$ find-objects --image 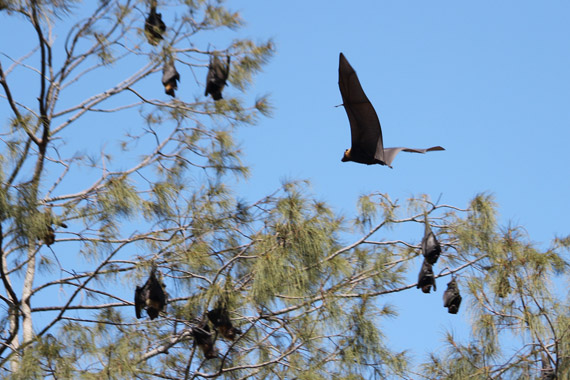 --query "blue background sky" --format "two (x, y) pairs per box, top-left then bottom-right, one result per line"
(1, 0), (569, 371)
